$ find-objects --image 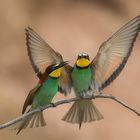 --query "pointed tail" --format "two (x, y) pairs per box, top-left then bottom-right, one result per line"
(16, 111), (46, 134)
(62, 100), (103, 128)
